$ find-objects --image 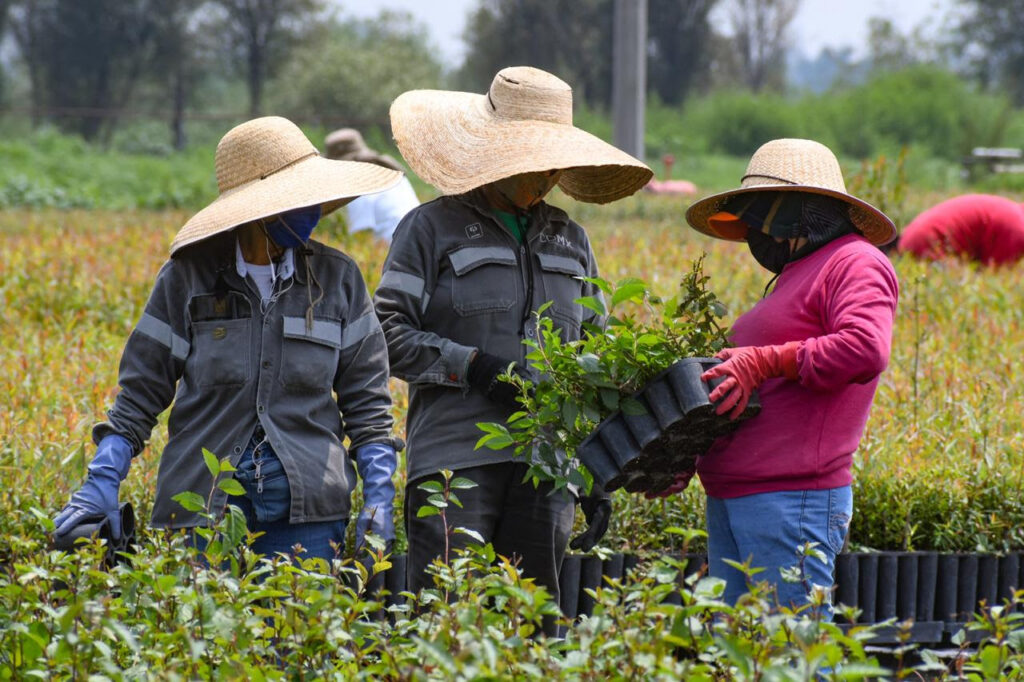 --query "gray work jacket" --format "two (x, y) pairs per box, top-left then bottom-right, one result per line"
(95, 233), (397, 528)
(373, 191), (602, 482)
